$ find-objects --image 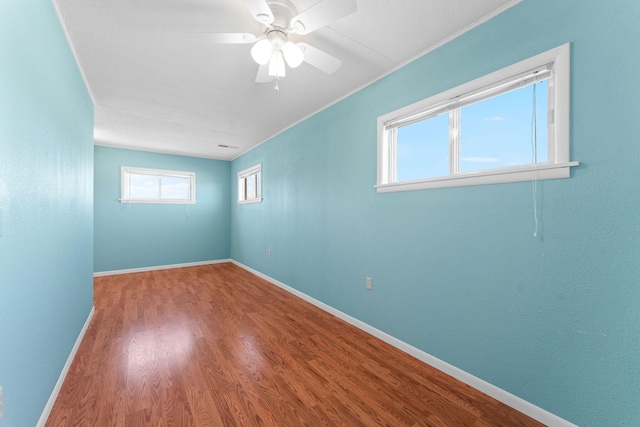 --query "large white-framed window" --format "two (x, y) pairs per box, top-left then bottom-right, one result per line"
(120, 166), (196, 204)
(376, 43), (578, 193)
(238, 163), (262, 204)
